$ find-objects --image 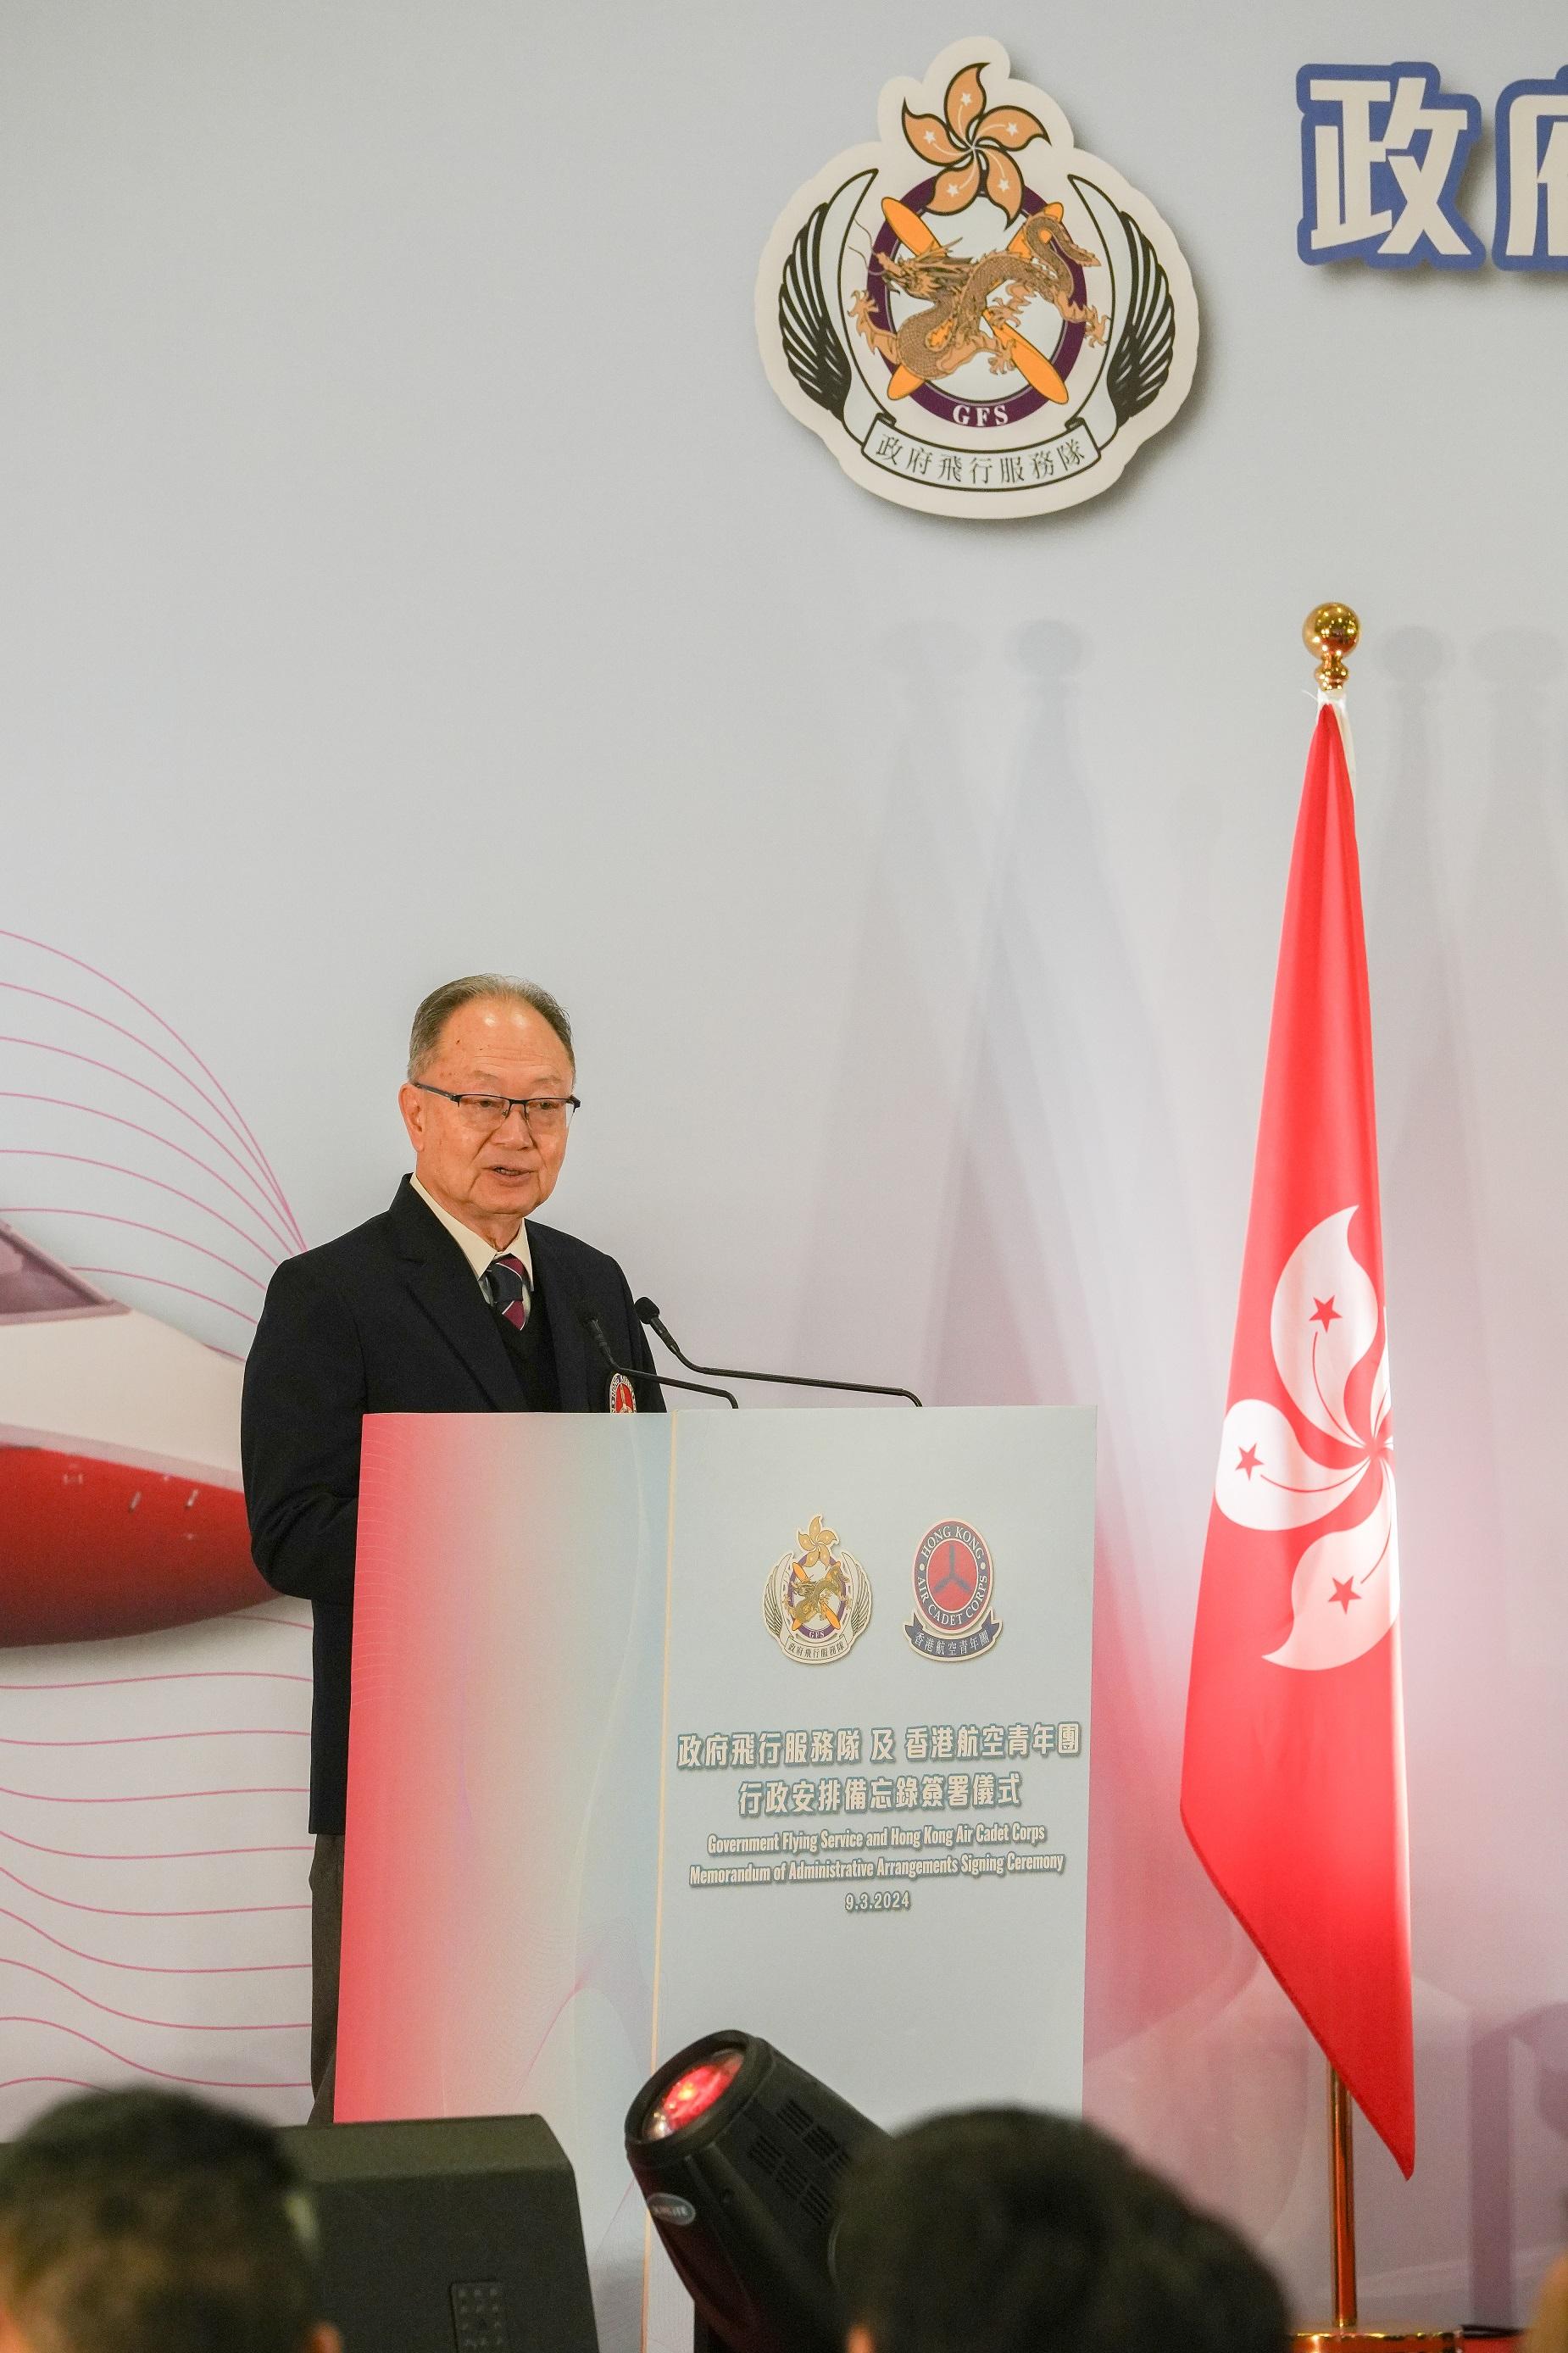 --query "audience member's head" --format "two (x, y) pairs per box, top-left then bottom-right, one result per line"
(834, 2106), (1287, 2353)
(0, 2089), (340, 2353)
